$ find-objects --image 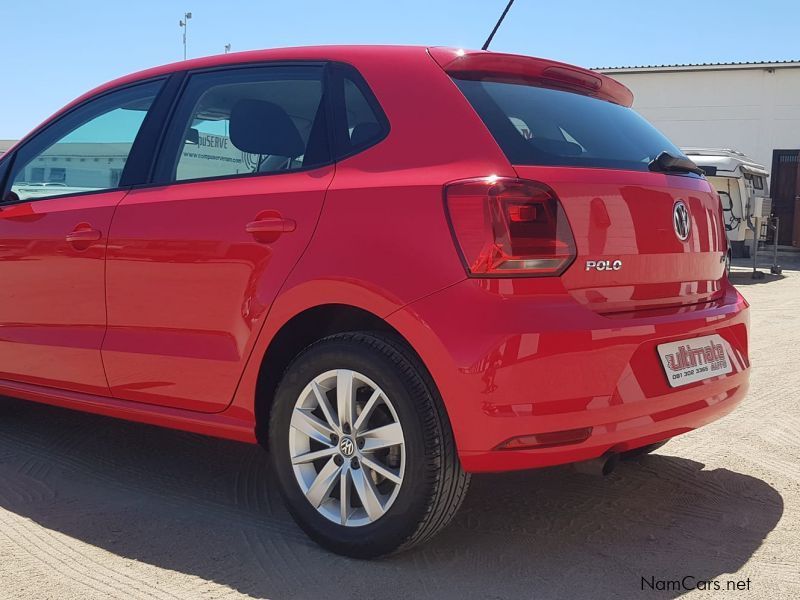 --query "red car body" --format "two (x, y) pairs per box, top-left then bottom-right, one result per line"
(0, 46), (749, 474)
